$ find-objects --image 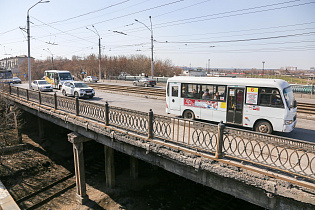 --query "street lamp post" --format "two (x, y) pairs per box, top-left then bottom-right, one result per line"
(262, 61), (265, 77)
(86, 25), (102, 81)
(135, 16), (154, 79)
(43, 48), (54, 69)
(27, 0), (50, 89)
